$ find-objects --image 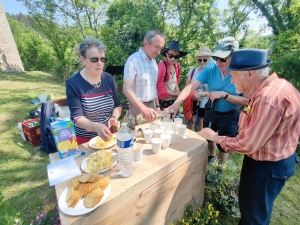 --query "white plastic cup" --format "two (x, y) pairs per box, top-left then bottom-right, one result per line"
(177, 124), (187, 138)
(50, 93), (54, 100)
(174, 118), (183, 125)
(169, 122), (177, 133)
(160, 133), (171, 149)
(151, 137), (162, 154)
(149, 123), (159, 130)
(143, 129), (153, 144)
(165, 129), (175, 144)
(154, 128), (164, 138)
(134, 143), (144, 161)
